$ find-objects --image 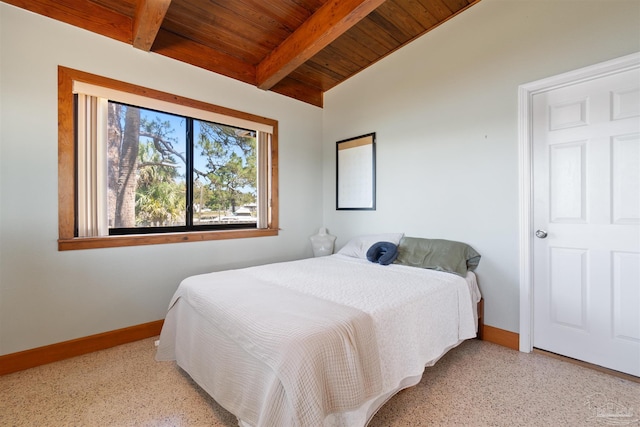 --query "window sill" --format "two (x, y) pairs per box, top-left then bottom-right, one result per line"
(58, 228), (279, 251)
